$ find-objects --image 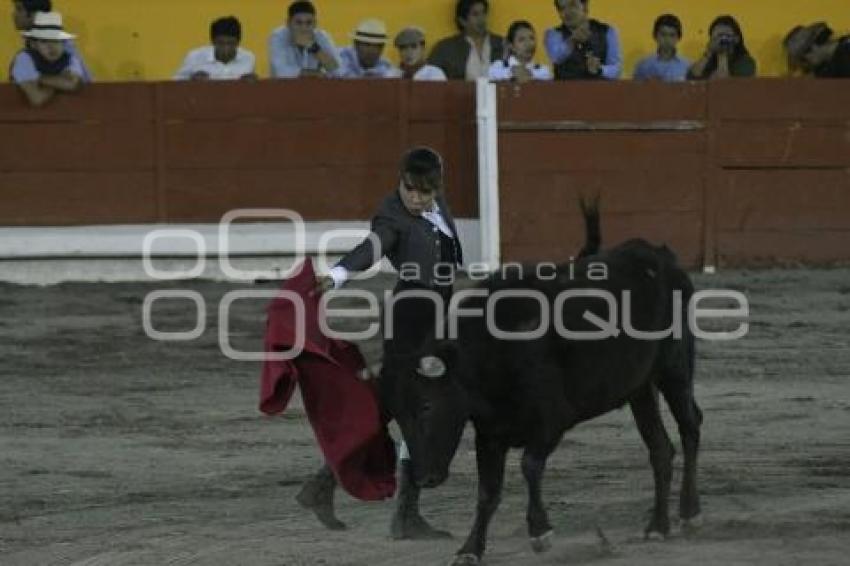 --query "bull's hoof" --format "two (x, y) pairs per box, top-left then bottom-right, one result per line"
(681, 513), (703, 535)
(450, 553), (480, 566)
(530, 530), (554, 553)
